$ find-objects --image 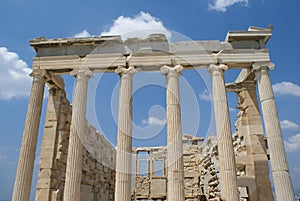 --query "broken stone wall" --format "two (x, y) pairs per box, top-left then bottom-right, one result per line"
(35, 87), (116, 201)
(132, 123), (272, 201)
(183, 135), (220, 201)
(132, 147), (167, 200)
(132, 135), (221, 201)
(233, 80), (274, 201)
